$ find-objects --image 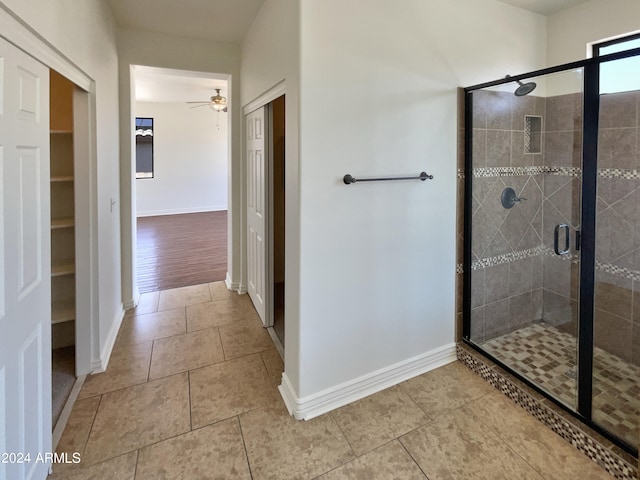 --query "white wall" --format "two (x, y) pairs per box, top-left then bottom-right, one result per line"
(293, 0), (546, 399)
(547, 0), (640, 65)
(118, 29), (242, 306)
(135, 102), (228, 217)
(244, 0), (546, 407)
(241, 0), (302, 390)
(0, 0), (122, 368)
